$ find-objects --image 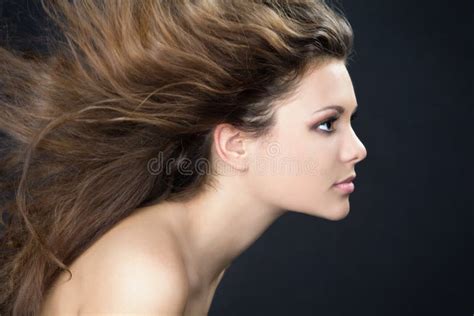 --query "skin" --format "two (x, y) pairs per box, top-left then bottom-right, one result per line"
(40, 58), (367, 315)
